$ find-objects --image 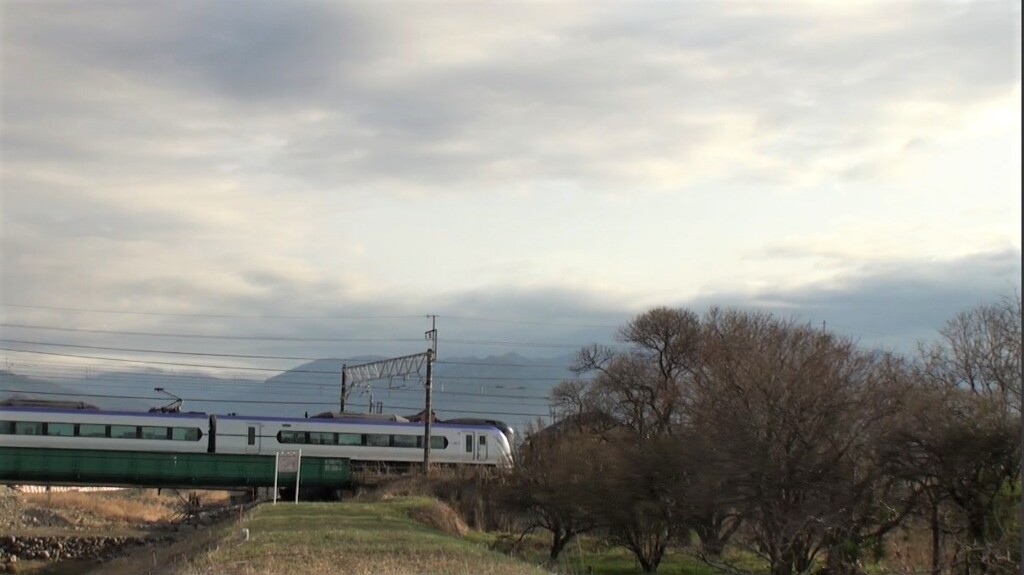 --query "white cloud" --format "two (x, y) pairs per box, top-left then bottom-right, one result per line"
(1, 1), (1019, 358)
